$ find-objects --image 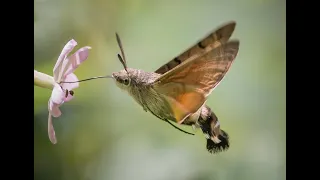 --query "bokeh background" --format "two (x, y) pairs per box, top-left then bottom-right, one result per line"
(34, 0), (286, 179)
